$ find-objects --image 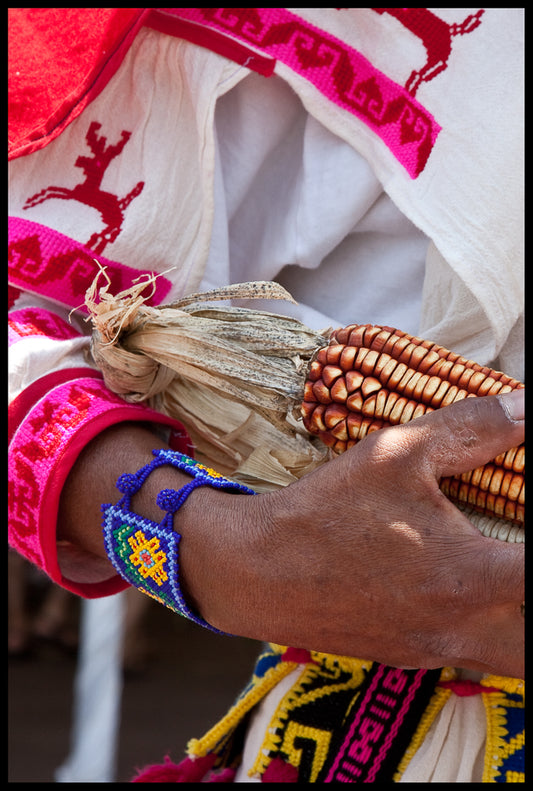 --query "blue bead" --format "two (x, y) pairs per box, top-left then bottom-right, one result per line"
(116, 472), (140, 494)
(156, 488), (182, 513)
